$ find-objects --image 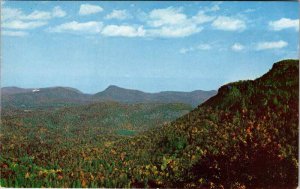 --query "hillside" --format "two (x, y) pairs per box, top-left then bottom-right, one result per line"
(92, 59), (298, 188)
(0, 59), (298, 188)
(0, 101), (192, 187)
(128, 59), (298, 188)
